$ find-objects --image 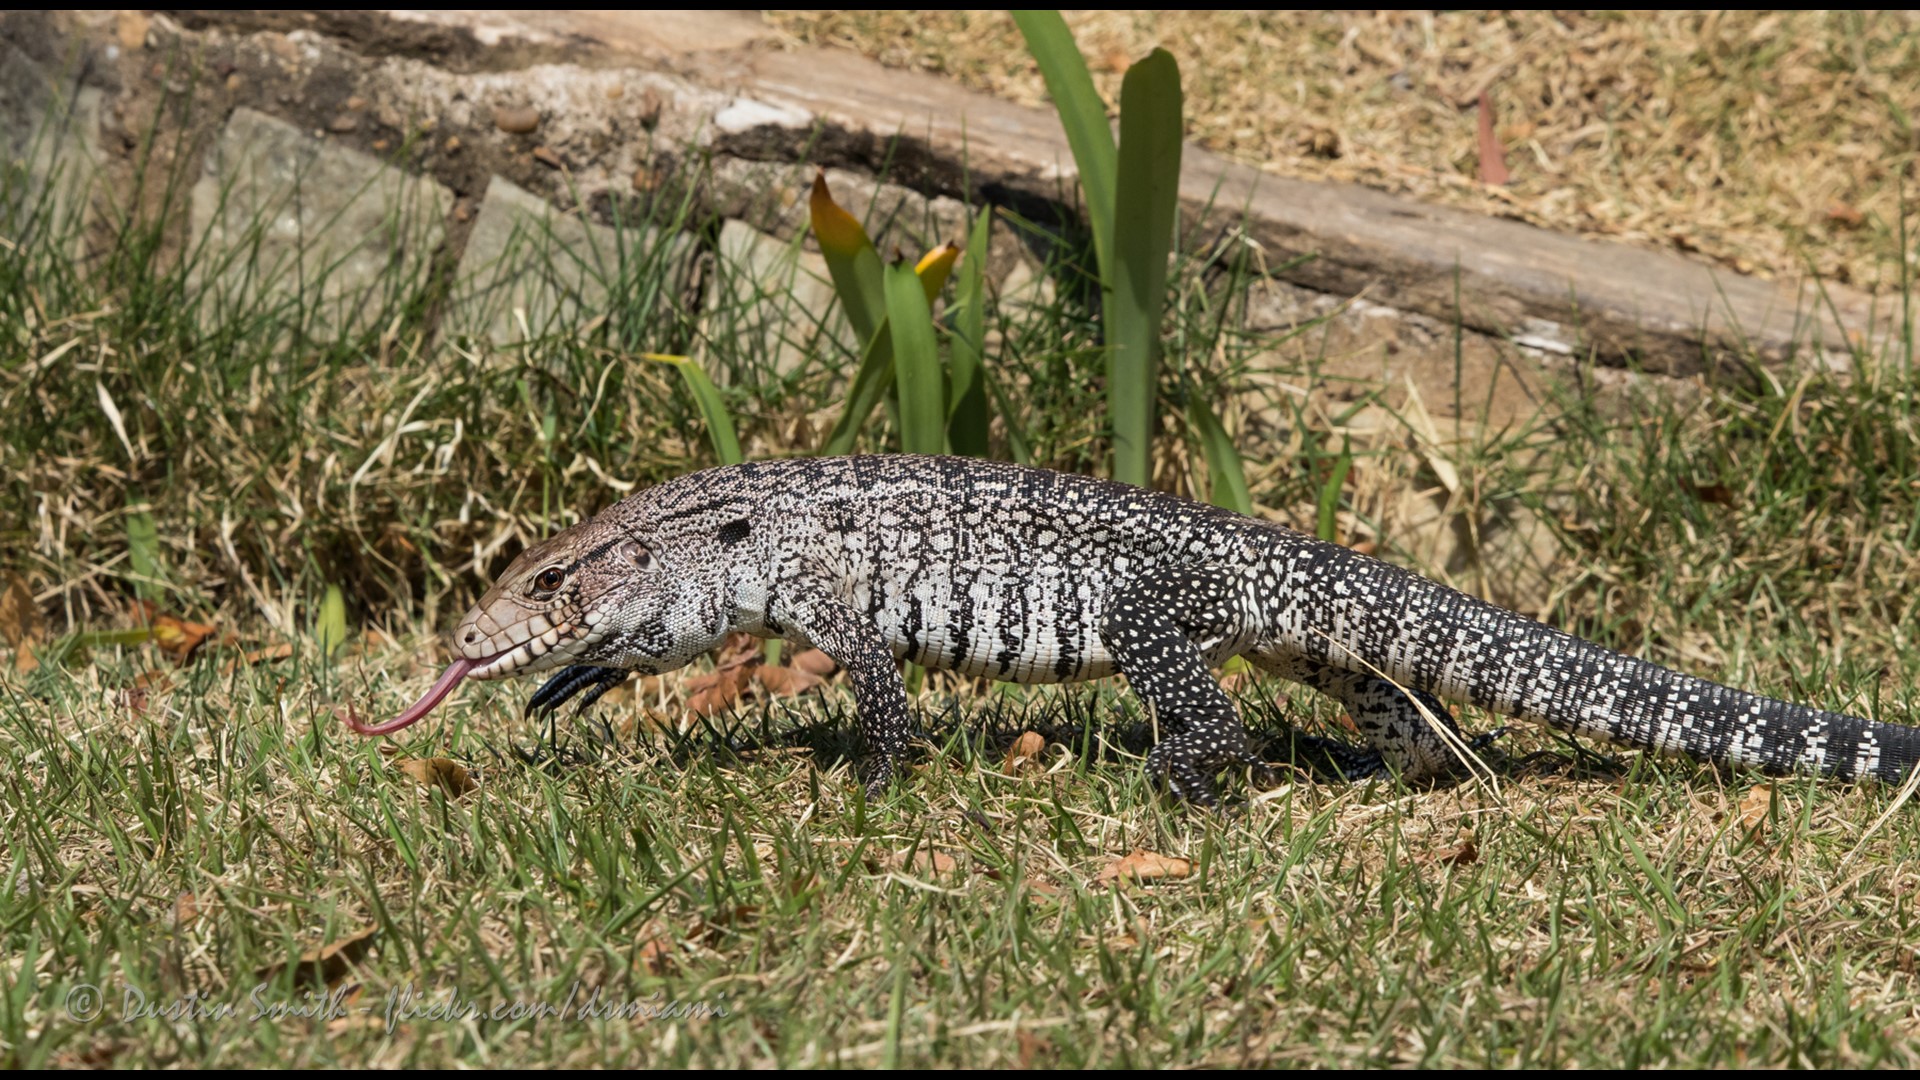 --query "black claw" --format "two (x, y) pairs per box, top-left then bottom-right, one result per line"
(526, 665), (629, 720)
(1286, 733), (1389, 782)
(1466, 727), (1508, 754)
(1242, 757), (1283, 790)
